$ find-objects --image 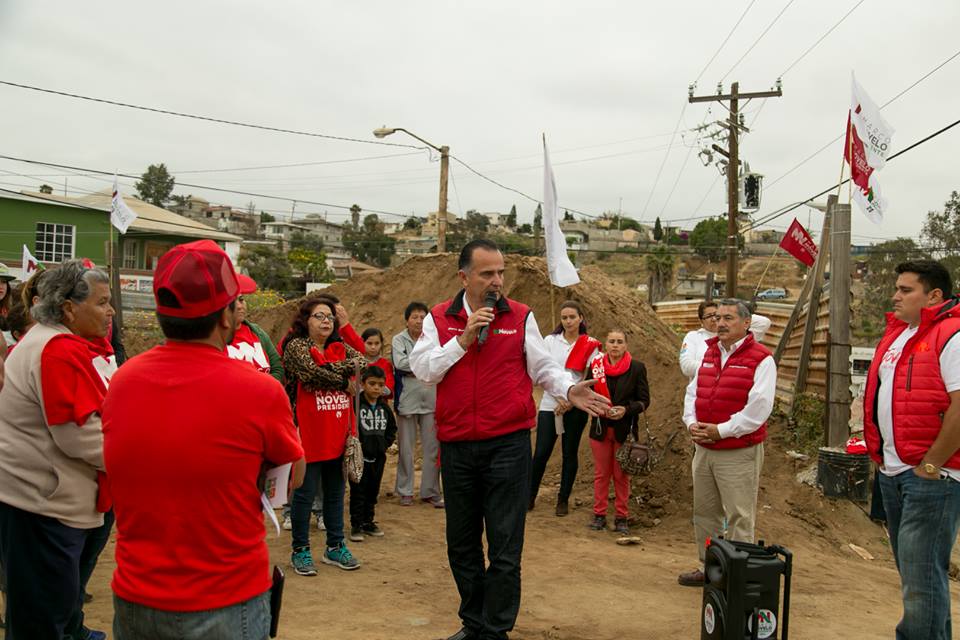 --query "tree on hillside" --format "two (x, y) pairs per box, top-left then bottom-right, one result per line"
(403, 216), (422, 231)
(135, 163), (175, 207)
(921, 190), (960, 283)
(290, 231), (324, 254)
(288, 247), (334, 283)
(260, 211), (275, 223)
(343, 213), (395, 267)
(645, 245), (676, 304)
(563, 210), (574, 222)
(239, 244), (296, 293)
(653, 216), (663, 241)
(608, 215), (641, 231)
(506, 204), (517, 228)
(350, 204), (362, 231)
(690, 217), (738, 262)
